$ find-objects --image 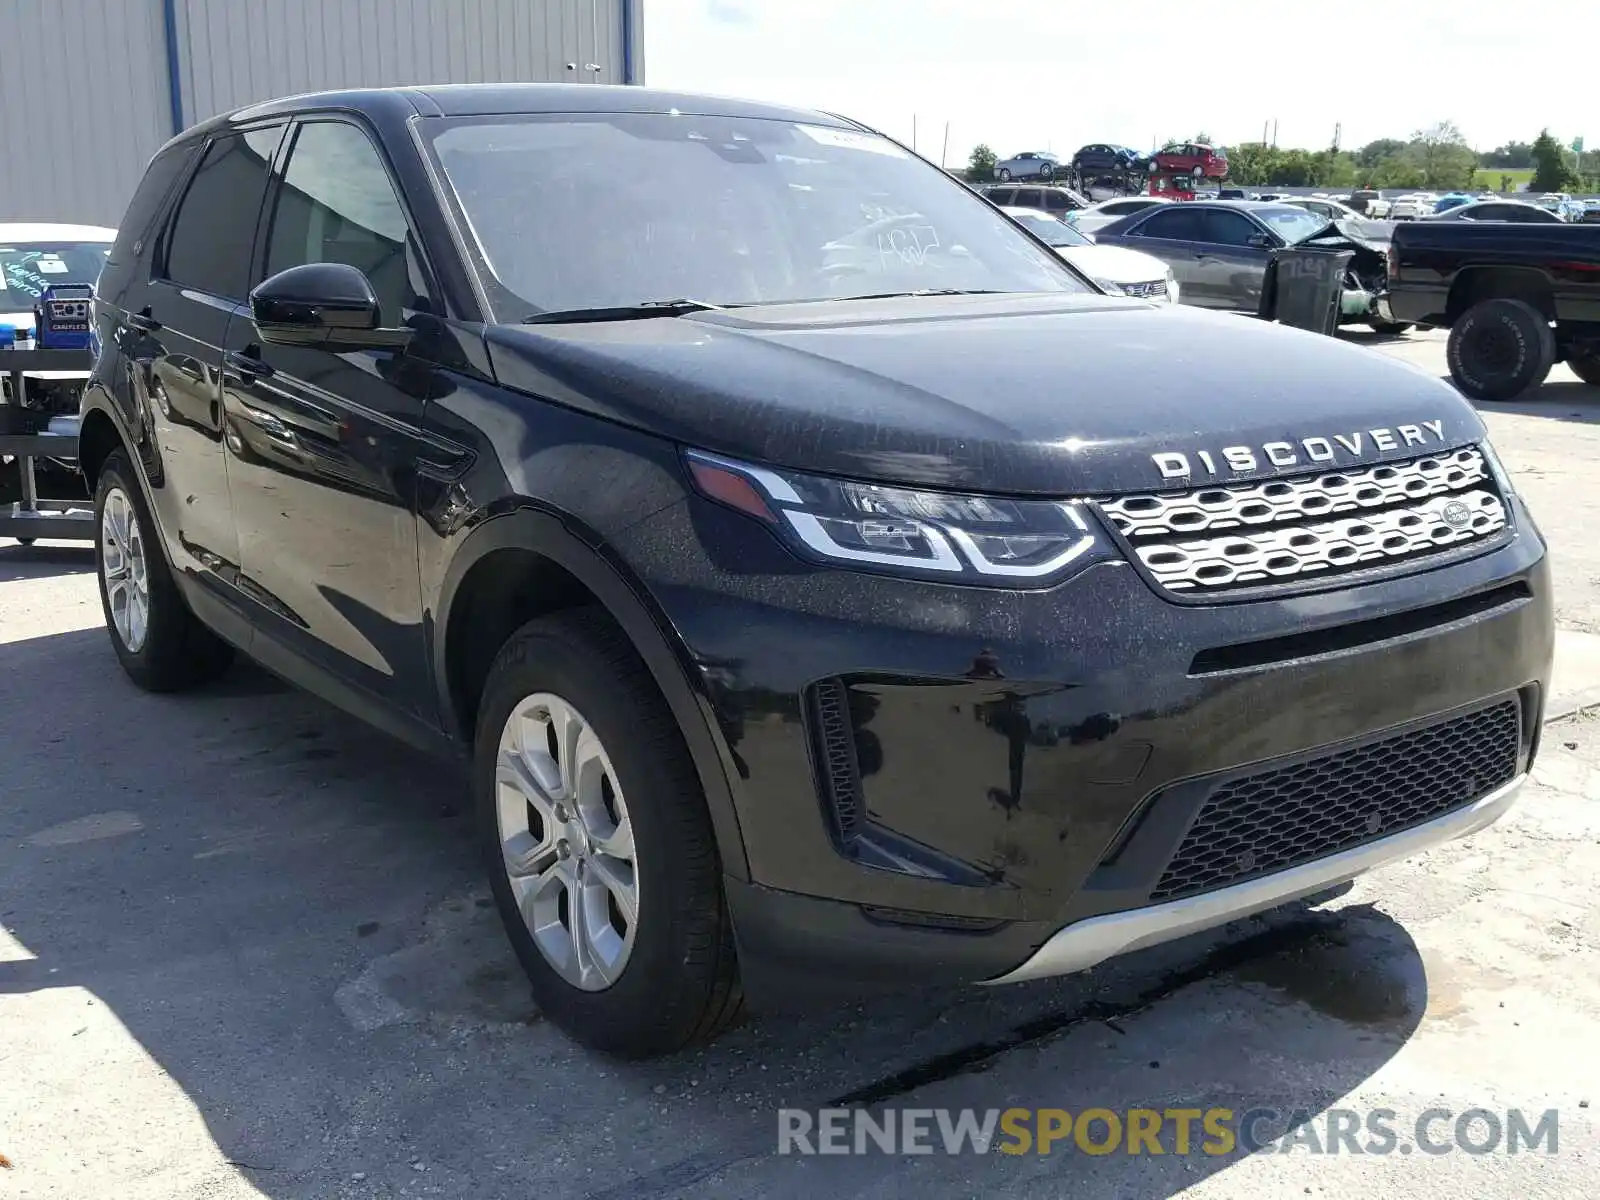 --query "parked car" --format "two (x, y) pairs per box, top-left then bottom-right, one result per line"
(1388, 193), (1436, 220)
(994, 150), (1062, 181)
(1063, 195), (1172, 235)
(1150, 142), (1228, 179)
(982, 183), (1088, 217)
(83, 83), (1551, 1060)
(1381, 218), (1600, 396)
(1580, 200), (1600, 224)
(1347, 189), (1393, 218)
(0, 222), (117, 499)
(1095, 200), (1403, 331)
(1280, 196), (1364, 222)
(1427, 200), (1564, 224)
(1433, 193), (1475, 214)
(1001, 207), (1177, 301)
(1071, 143), (1139, 177)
